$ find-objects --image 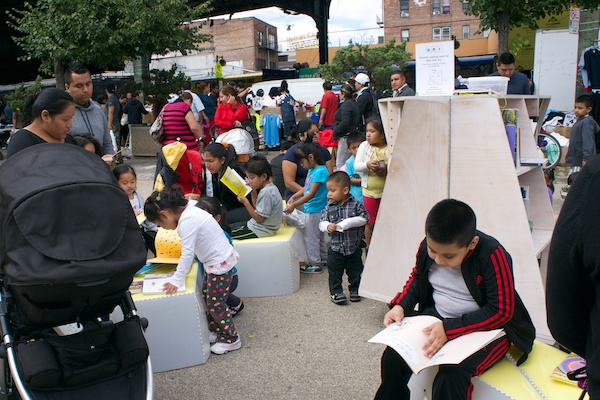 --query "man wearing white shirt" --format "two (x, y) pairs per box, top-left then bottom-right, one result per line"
(182, 81), (209, 125)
